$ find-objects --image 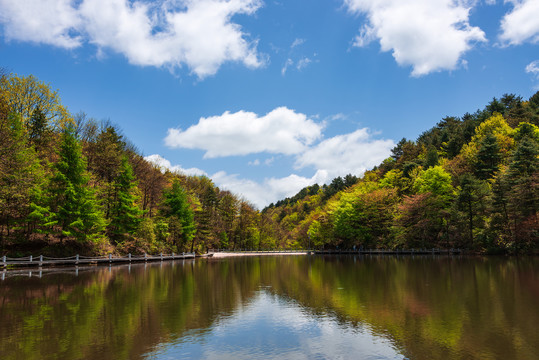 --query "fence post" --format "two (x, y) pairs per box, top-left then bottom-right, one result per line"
(39, 255), (43, 267)
(29, 255), (33, 263)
